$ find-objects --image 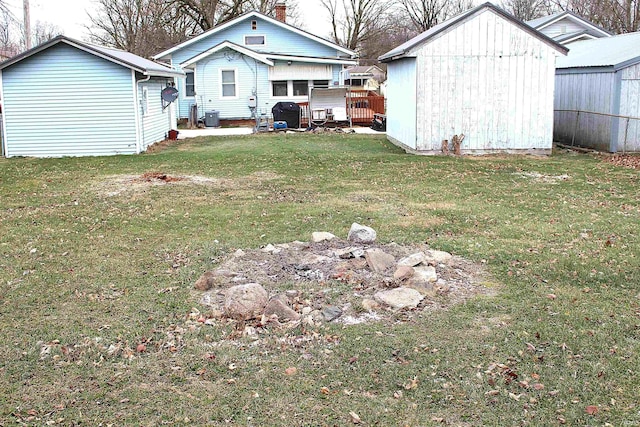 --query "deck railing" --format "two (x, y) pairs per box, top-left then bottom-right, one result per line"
(297, 92), (385, 127)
